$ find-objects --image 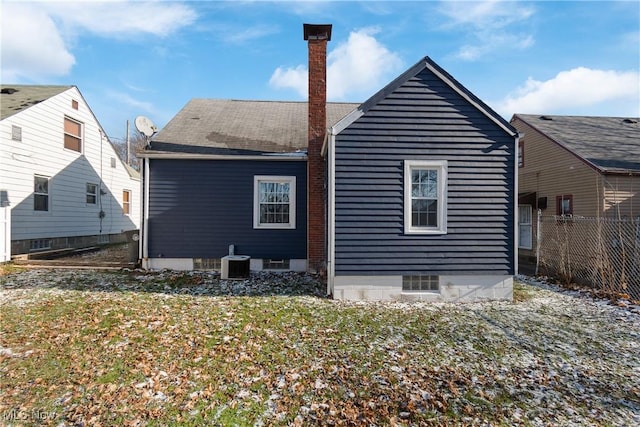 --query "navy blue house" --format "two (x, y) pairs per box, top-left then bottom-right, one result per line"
(139, 24), (518, 301)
